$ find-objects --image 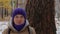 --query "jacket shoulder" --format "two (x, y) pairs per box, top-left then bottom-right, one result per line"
(2, 28), (8, 34)
(29, 26), (36, 34)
